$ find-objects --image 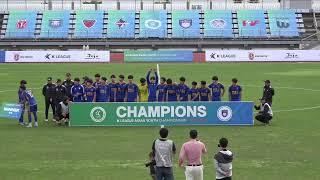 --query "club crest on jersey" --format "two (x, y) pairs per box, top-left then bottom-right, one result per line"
(49, 19), (62, 28)
(83, 19), (96, 28)
(179, 19), (192, 29)
(16, 20), (27, 29)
